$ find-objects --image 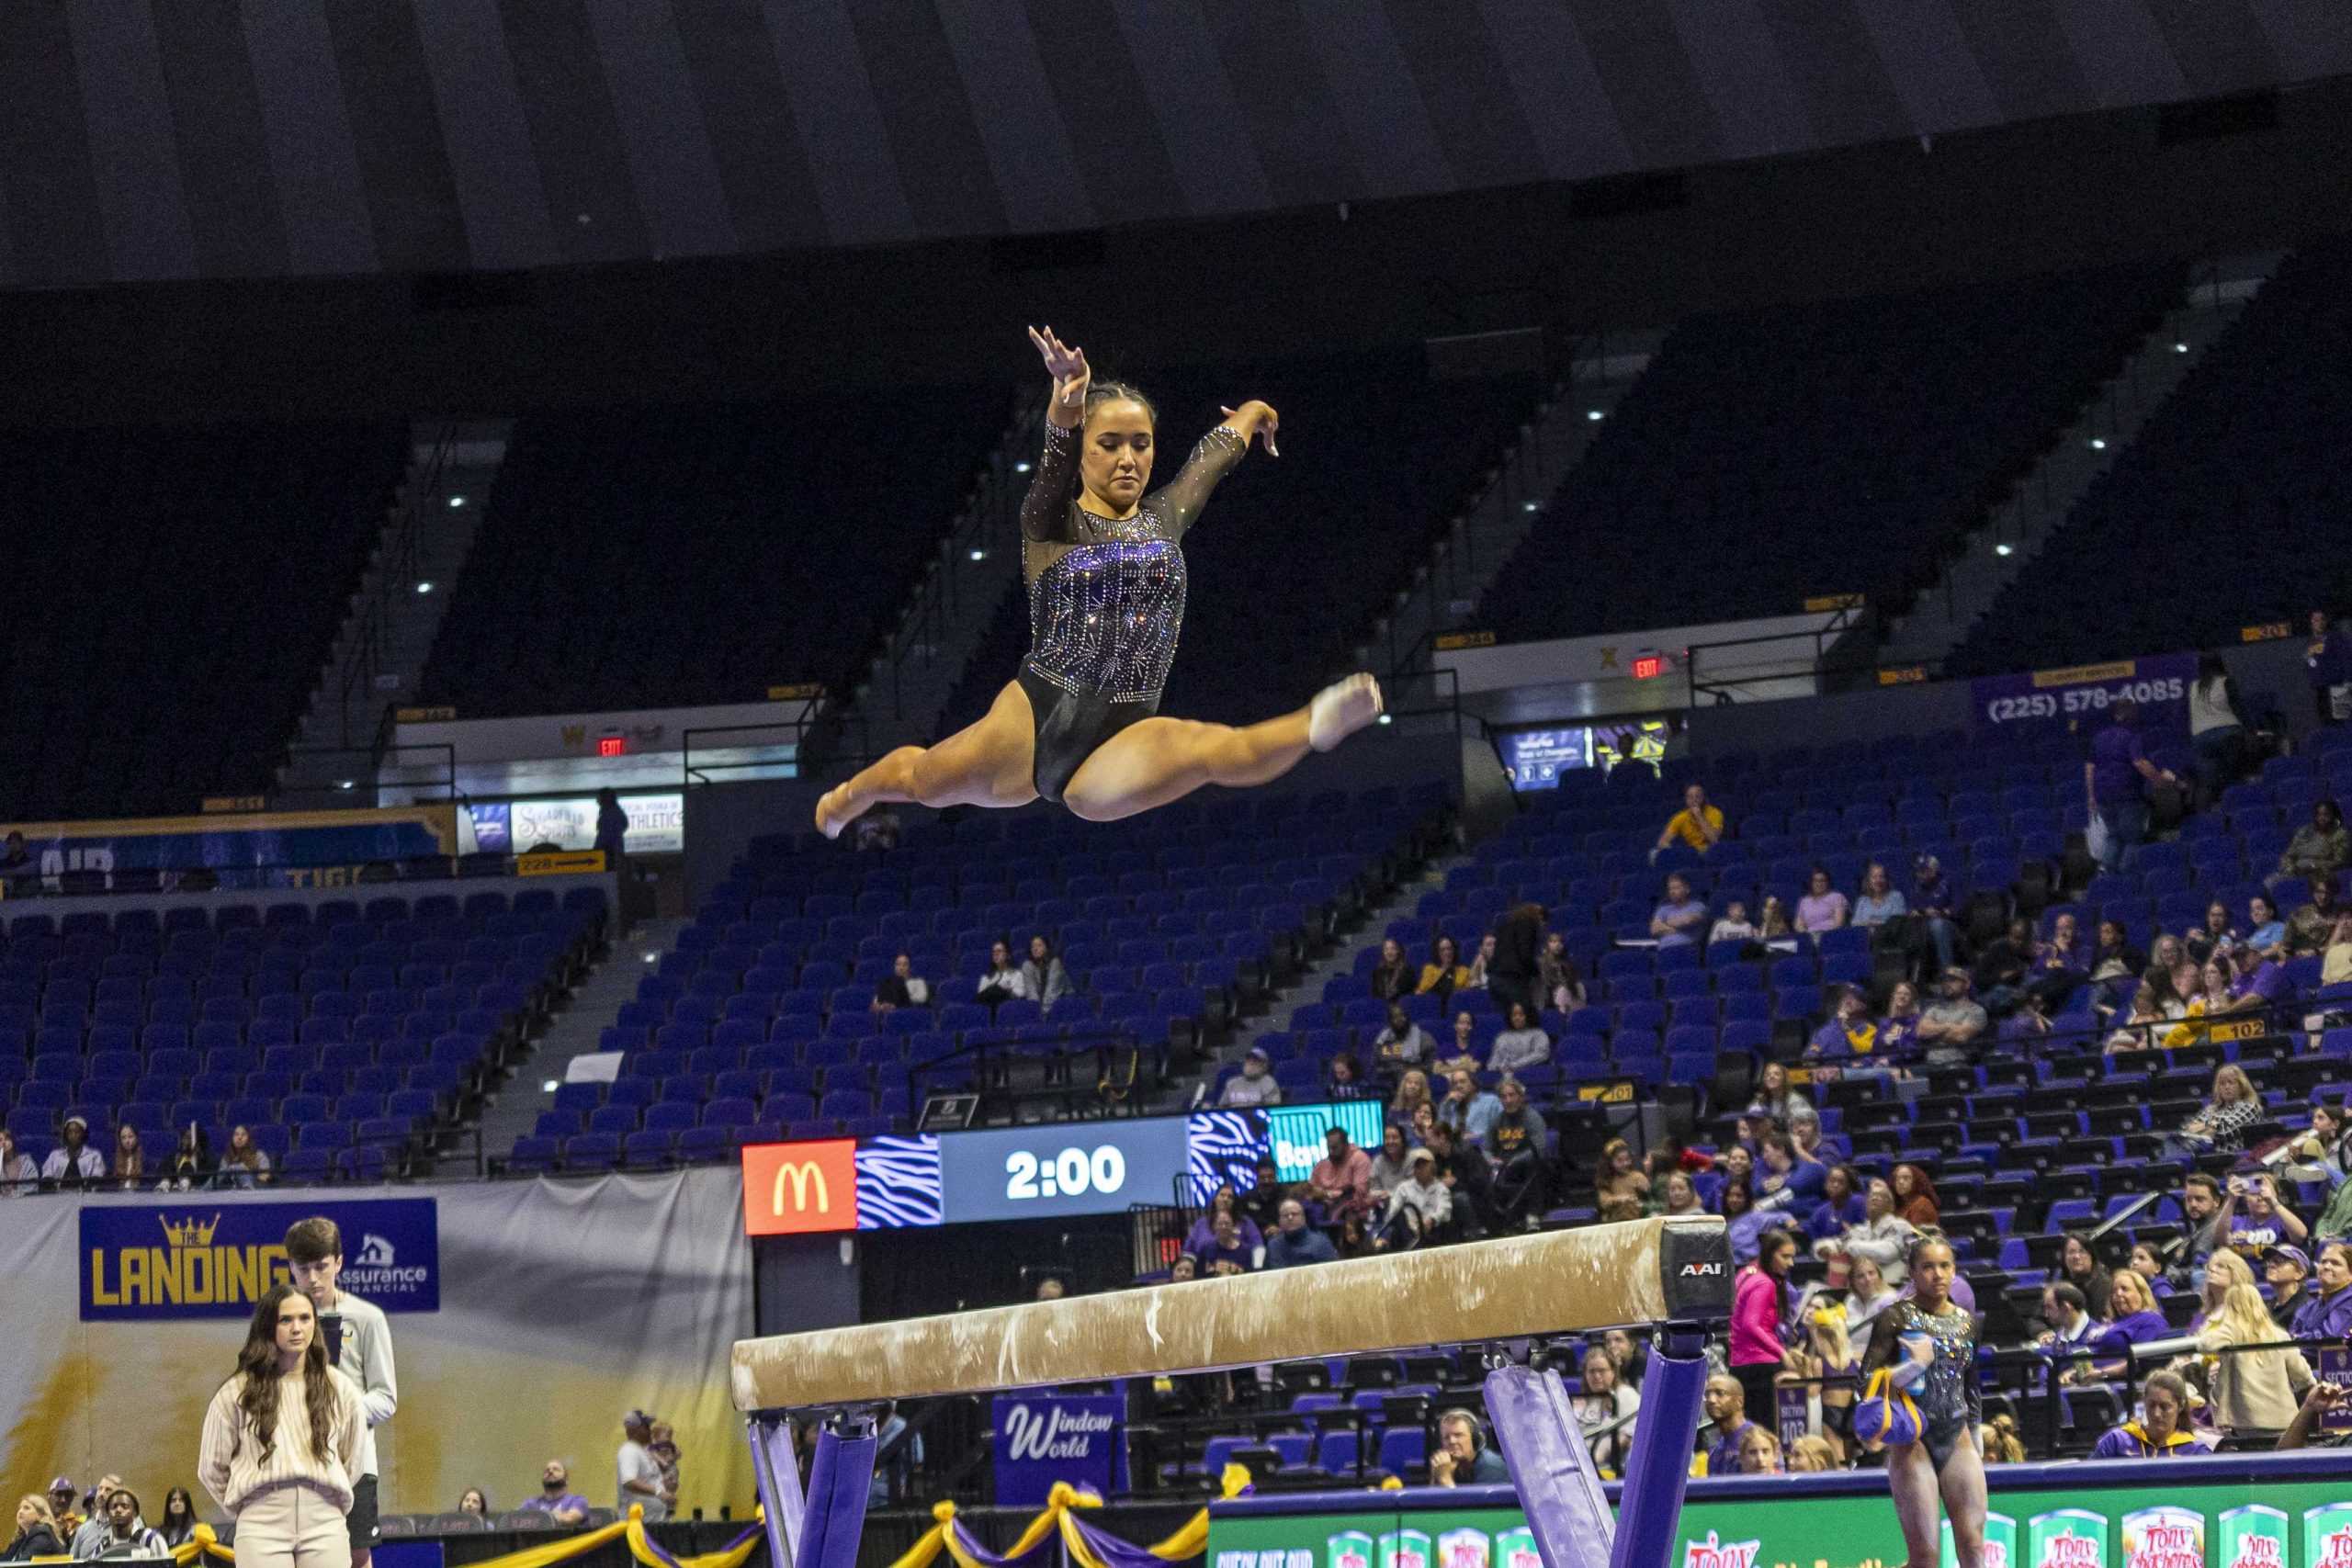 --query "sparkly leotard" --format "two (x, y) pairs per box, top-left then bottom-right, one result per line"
(1013, 418), (1246, 804)
(1863, 1298), (1982, 1472)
